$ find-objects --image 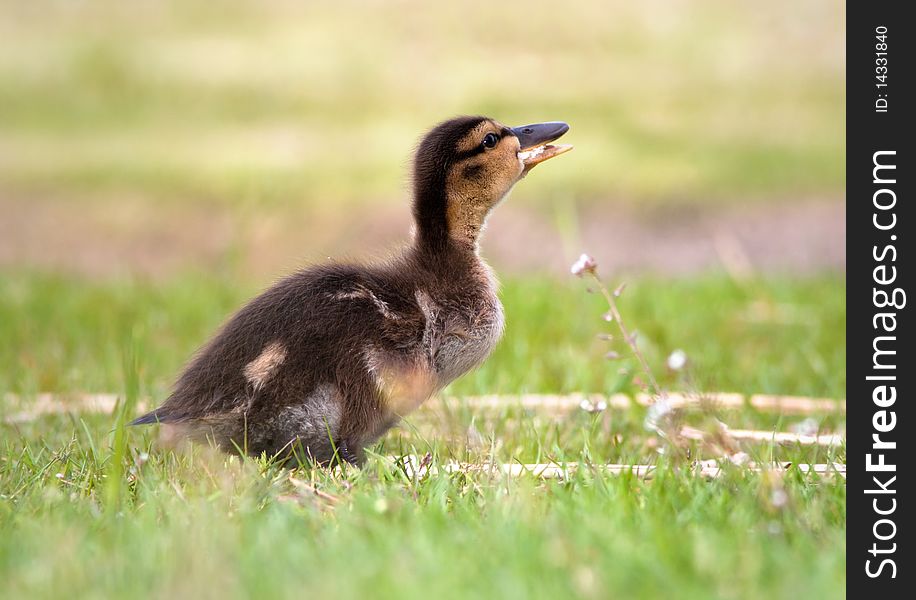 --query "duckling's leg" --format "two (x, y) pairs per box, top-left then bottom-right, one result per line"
(336, 439), (361, 466)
